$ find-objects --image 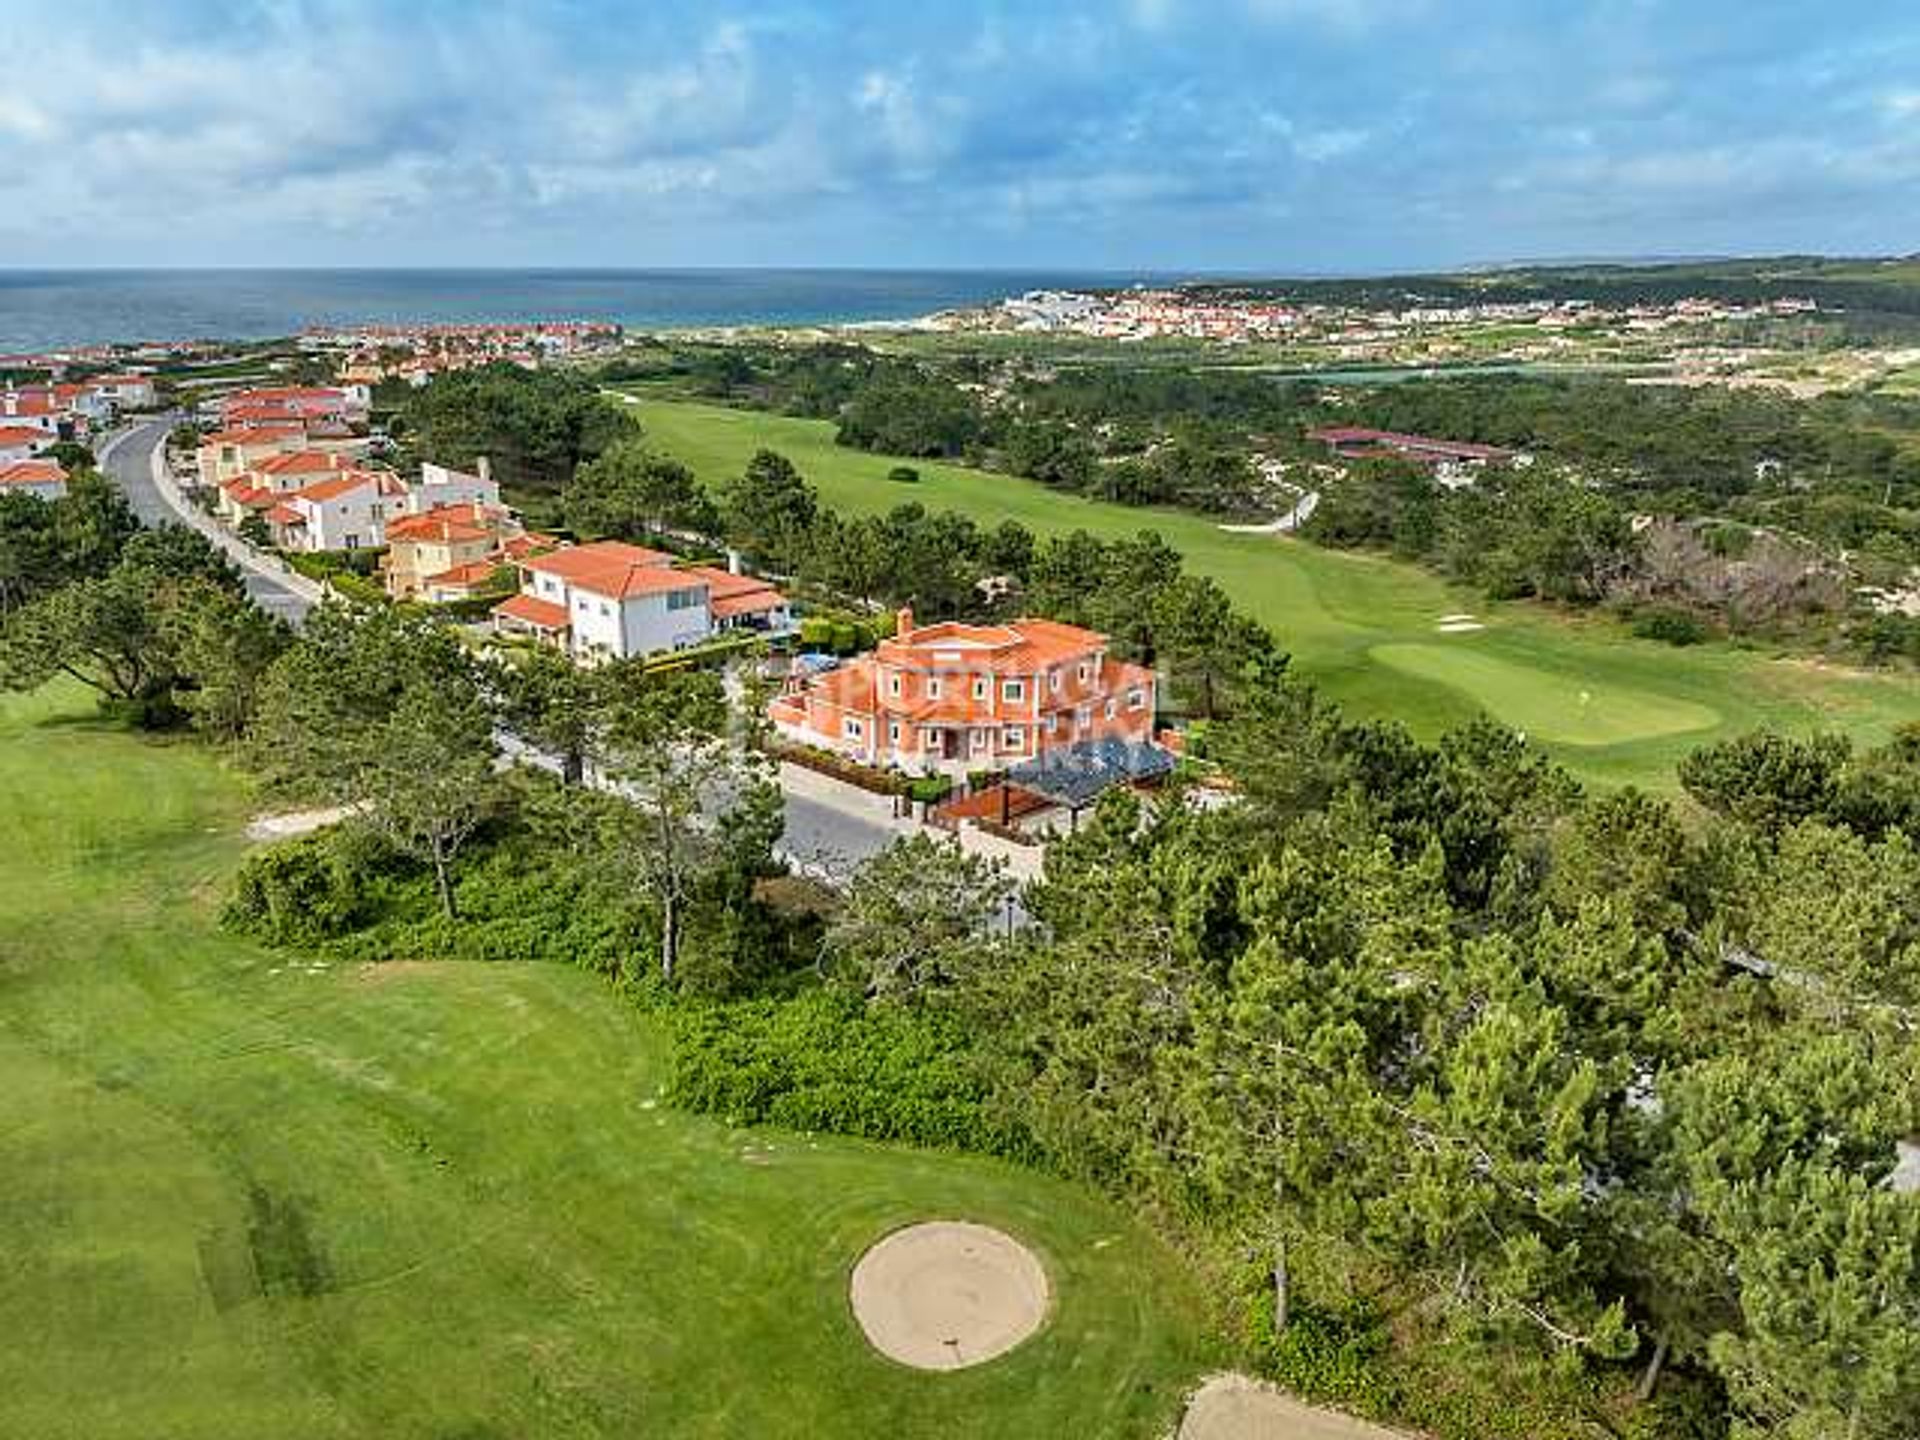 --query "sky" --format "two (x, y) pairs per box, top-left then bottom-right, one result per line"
(1, 0), (1916, 272)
